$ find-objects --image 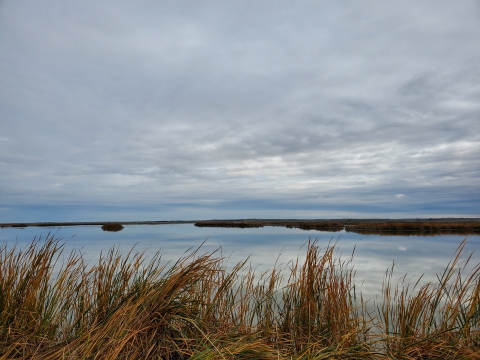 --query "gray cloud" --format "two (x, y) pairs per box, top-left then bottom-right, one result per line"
(1, 0), (479, 220)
